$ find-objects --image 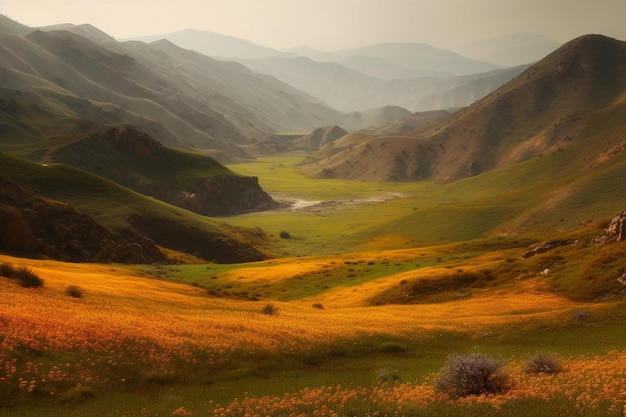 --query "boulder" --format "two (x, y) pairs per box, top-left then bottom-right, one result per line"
(594, 210), (626, 243)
